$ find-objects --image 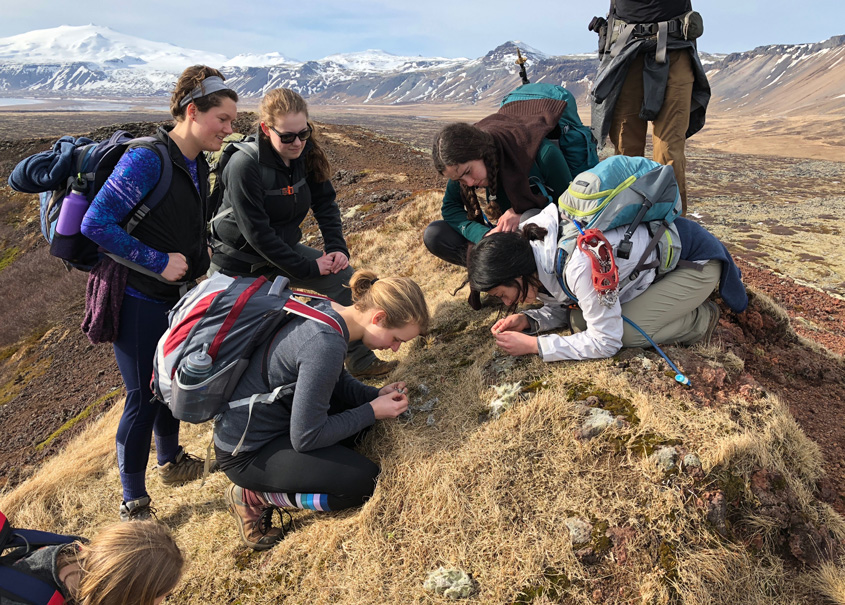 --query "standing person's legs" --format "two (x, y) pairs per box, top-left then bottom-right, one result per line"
(112, 295), (180, 505)
(423, 220), (471, 267)
(609, 54), (648, 158)
(274, 243), (380, 375)
(652, 50), (694, 213)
